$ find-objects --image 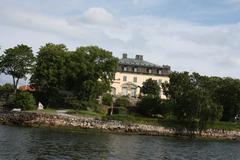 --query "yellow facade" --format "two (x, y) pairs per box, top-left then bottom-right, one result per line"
(111, 72), (169, 99)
